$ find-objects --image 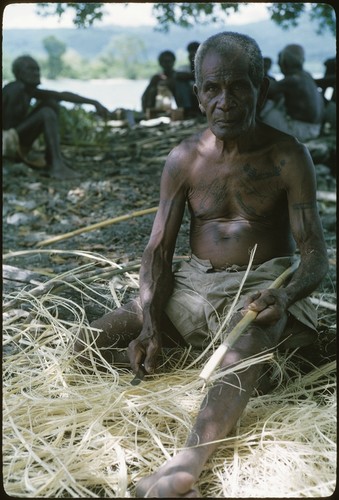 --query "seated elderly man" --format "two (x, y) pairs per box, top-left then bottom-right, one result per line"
(2, 55), (110, 179)
(74, 32), (328, 497)
(260, 44), (324, 142)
